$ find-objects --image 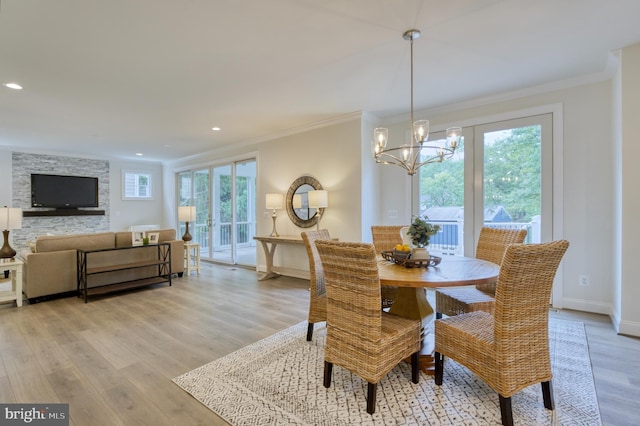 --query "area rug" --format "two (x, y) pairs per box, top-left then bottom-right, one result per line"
(173, 318), (601, 425)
